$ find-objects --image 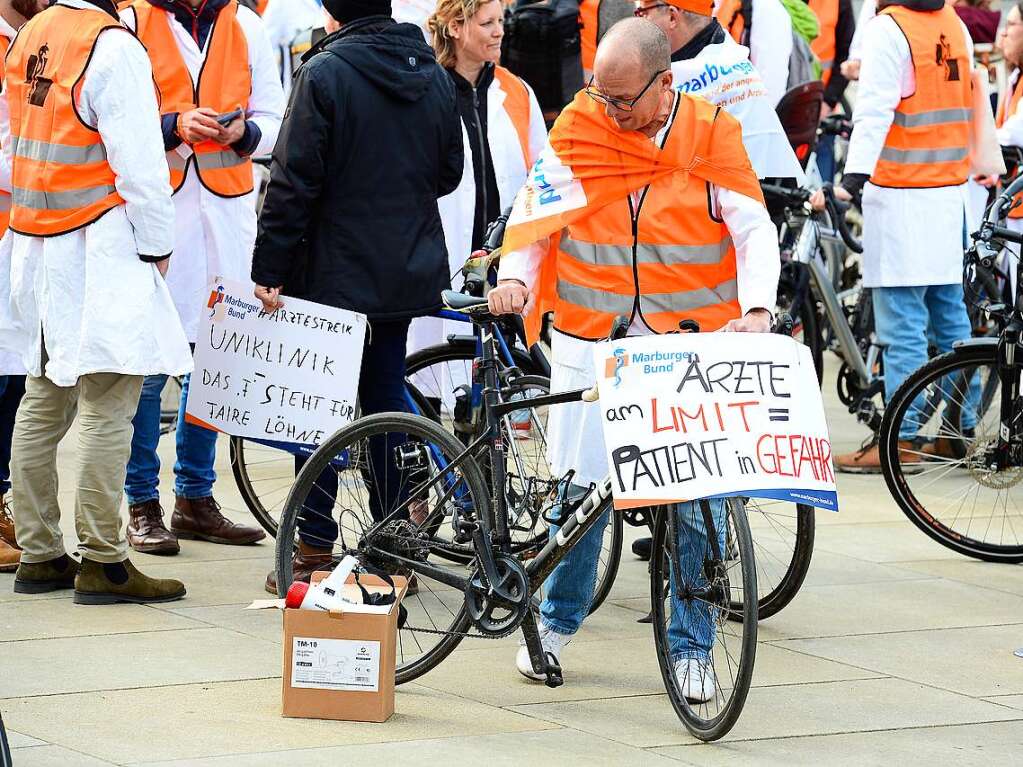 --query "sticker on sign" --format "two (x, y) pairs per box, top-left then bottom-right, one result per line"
(185, 278), (367, 453)
(593, 333), (838, 512)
